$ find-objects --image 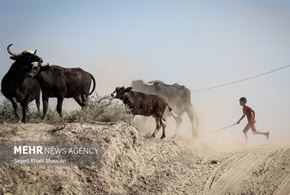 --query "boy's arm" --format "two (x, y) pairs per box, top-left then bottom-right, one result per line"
(252, 110), (255, 118)
(237, 114), (245, 124)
